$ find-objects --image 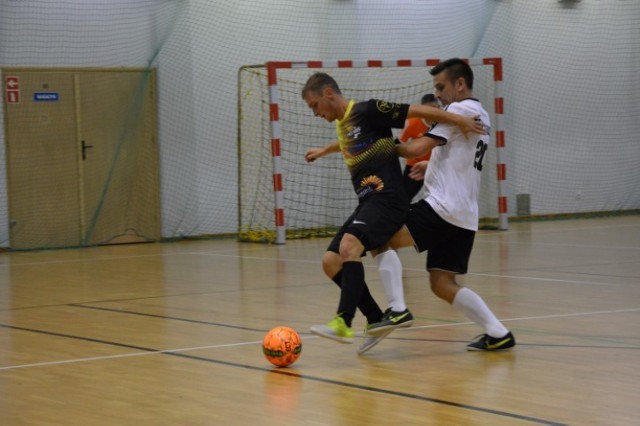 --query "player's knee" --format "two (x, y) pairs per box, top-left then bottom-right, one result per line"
(429, 277), (443, 297)
(338, 234), (364, 261)
(322, 251), (341, 277)
(429, 272), (456, 302)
